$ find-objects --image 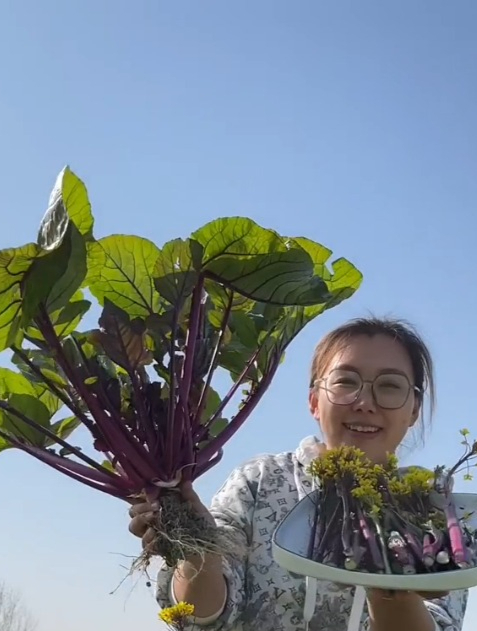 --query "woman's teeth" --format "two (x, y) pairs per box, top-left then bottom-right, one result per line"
(344, 424), (381, 434)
